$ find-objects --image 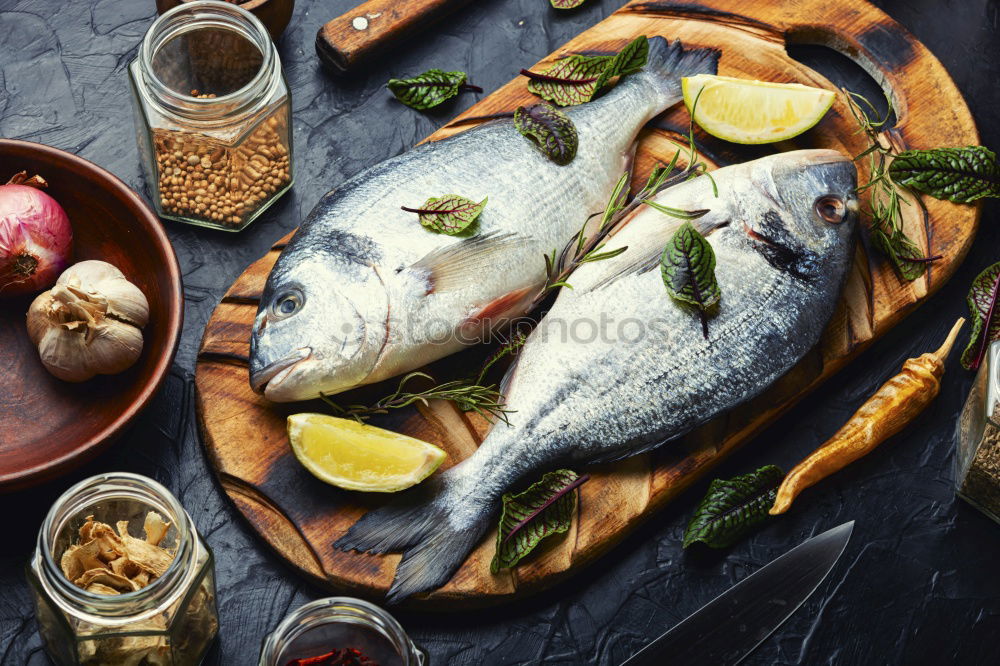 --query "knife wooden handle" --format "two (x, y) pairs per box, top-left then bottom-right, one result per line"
(316, 0), (472, 74)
